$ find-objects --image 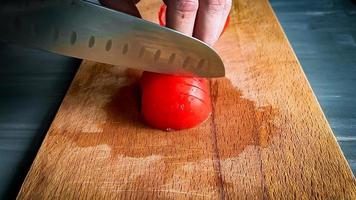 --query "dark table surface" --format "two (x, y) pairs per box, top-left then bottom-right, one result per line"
(271, 0), (356, 174)
(0, 0), (355, 199)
